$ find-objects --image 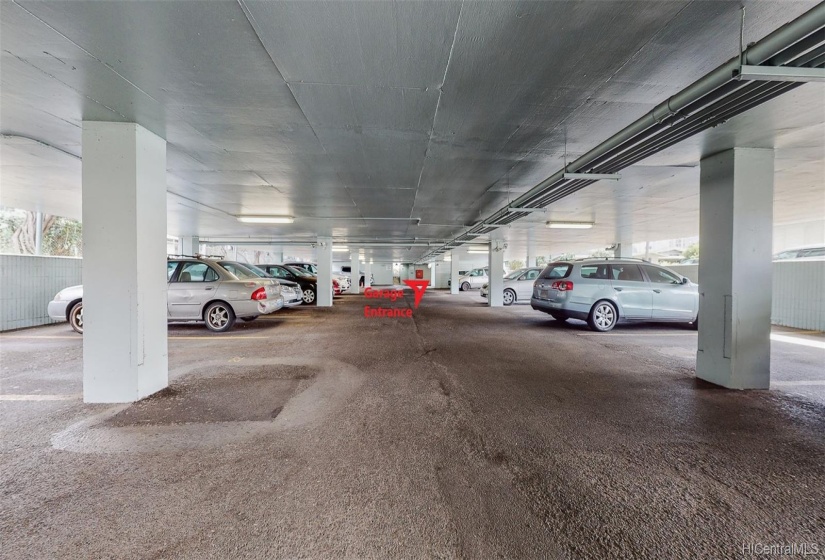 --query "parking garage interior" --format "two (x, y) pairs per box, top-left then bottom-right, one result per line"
(1, 1), (824, 558)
